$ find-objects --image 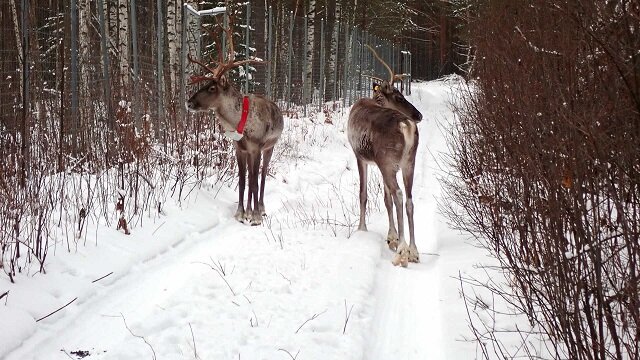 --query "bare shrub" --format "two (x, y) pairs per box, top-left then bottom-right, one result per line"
(444, 2), (639, 359)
